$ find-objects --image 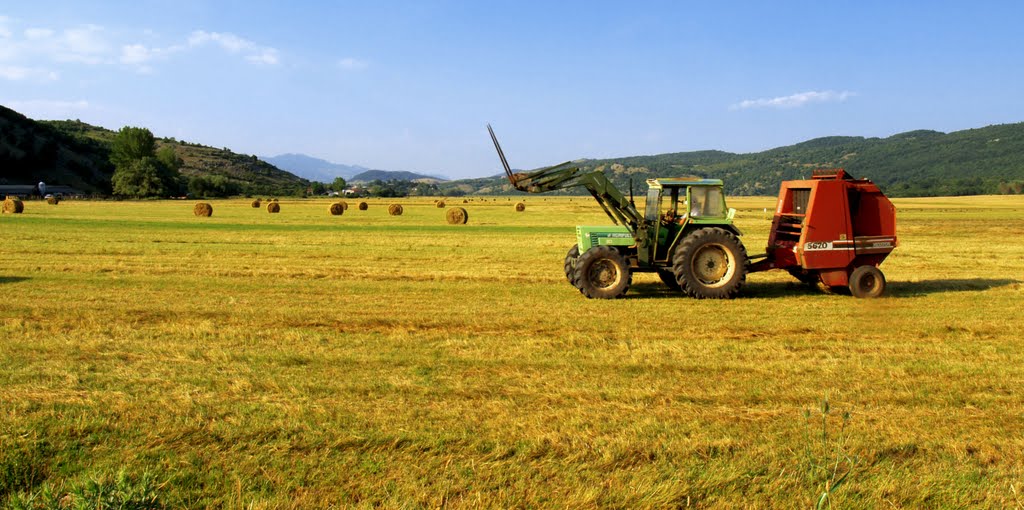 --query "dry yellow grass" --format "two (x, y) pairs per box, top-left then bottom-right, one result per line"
(0, 195), (1022, 507)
